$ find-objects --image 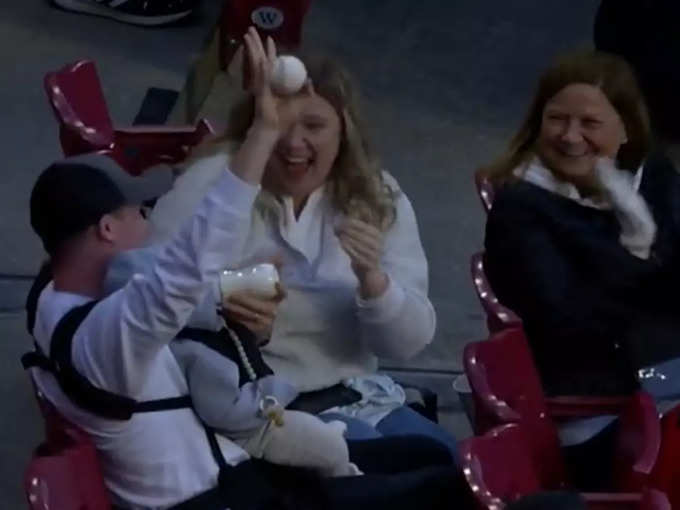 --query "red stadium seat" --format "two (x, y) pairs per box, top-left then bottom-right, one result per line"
(464, 328), (661, 491)
(44, 60), (213, 175)
(219, 0), (313, 70)
(460, 423), (669, 510)
(470, 252), (522, 333)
